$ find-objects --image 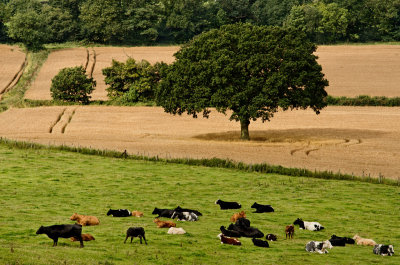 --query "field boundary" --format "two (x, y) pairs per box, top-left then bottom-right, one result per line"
(0, 137), (398, 187)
